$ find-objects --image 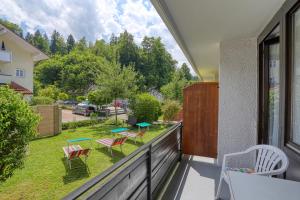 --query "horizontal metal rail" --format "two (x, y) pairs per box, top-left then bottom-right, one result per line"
(64, 122), (182, 200)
